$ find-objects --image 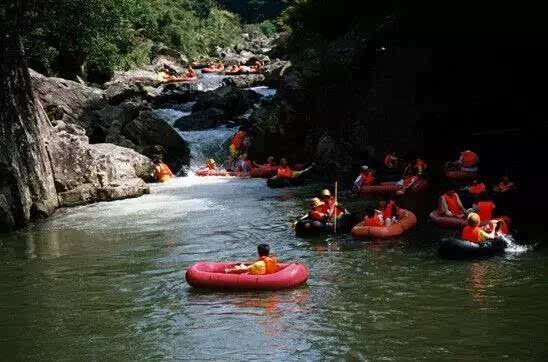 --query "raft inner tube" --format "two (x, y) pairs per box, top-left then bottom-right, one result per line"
(351, 208), (417, 239)
(360, 179), (429, 196)
(185, 262), (309, 290)
(437, 237), (508, 259)
(445, 169), (479, 182)
(195, 169), (250, 177)
(249, 165), (280, 179)
(295, 213), (358, 237)
(202, 65), (224, 73)
(429, 210), (467, 229)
